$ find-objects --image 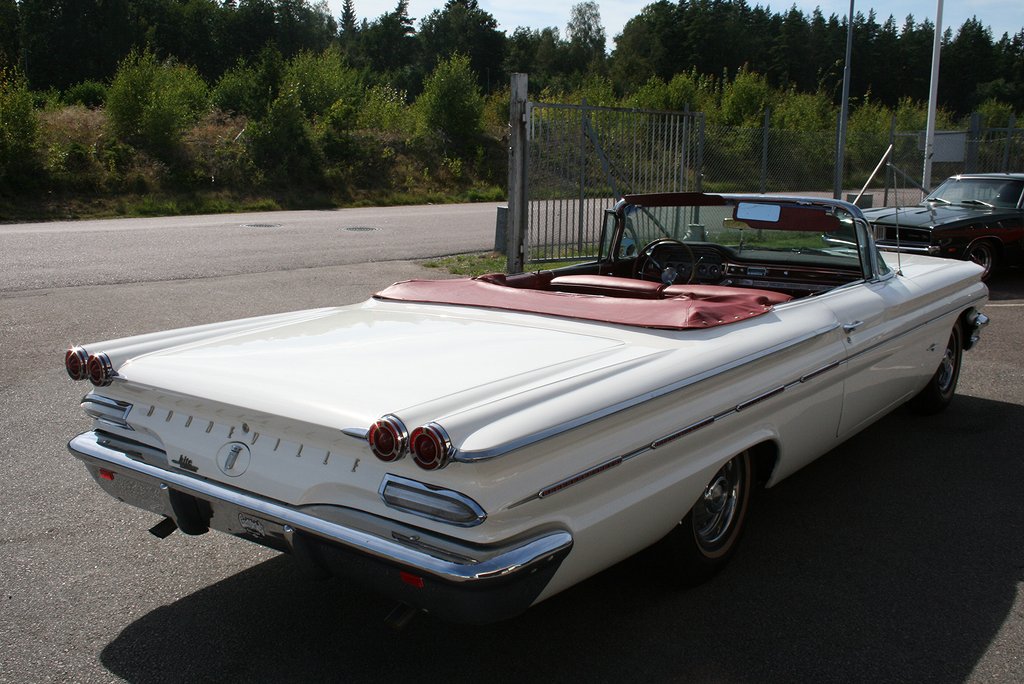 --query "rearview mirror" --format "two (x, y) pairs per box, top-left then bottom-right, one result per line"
(735, 203), (781, 222)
